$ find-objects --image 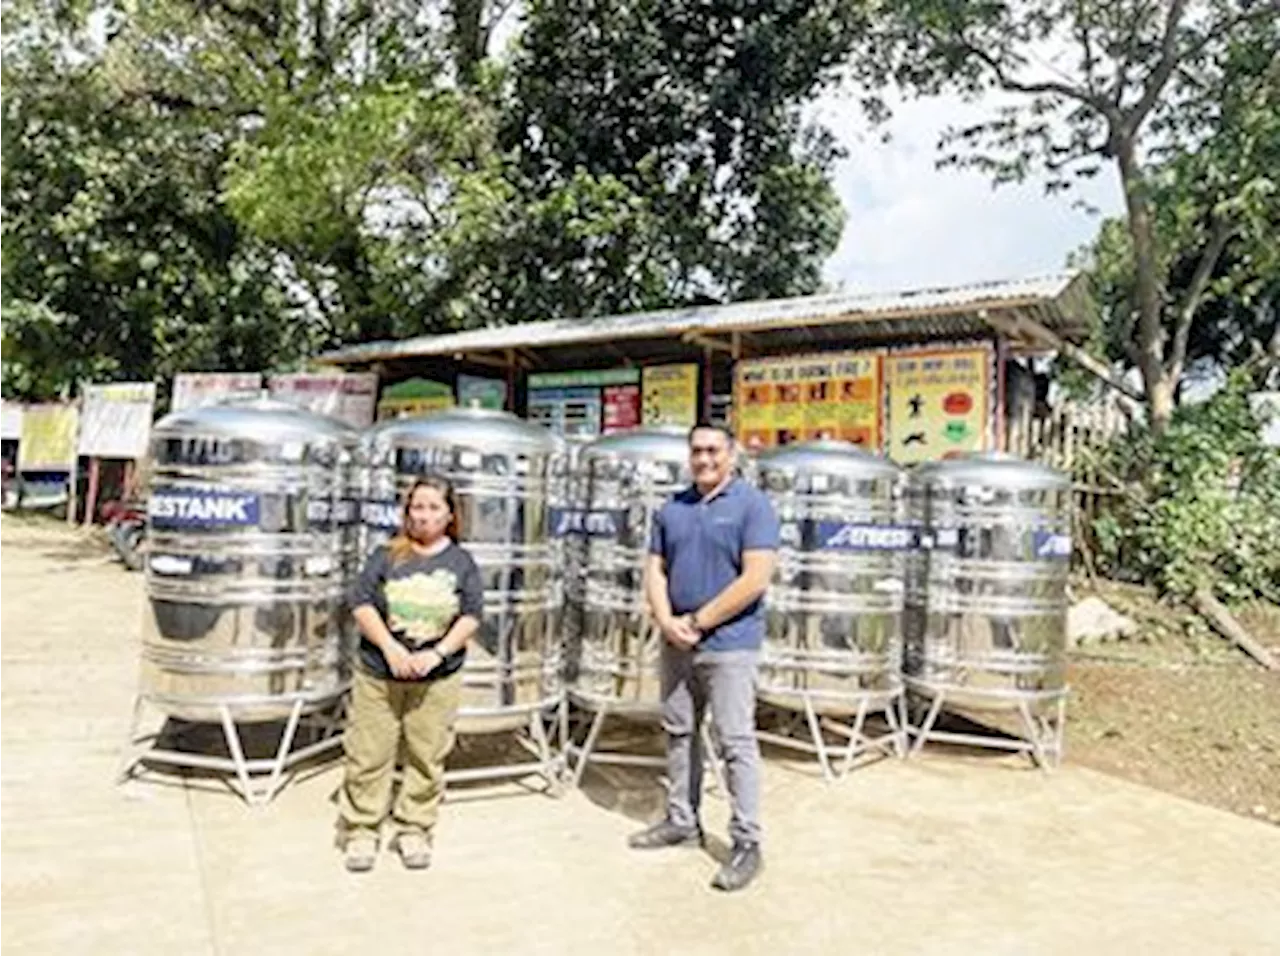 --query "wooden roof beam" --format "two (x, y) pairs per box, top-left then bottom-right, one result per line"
(980, 309), (1144, 403)
(455, 350), (521, 371)
(681, 331), (735, 354)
